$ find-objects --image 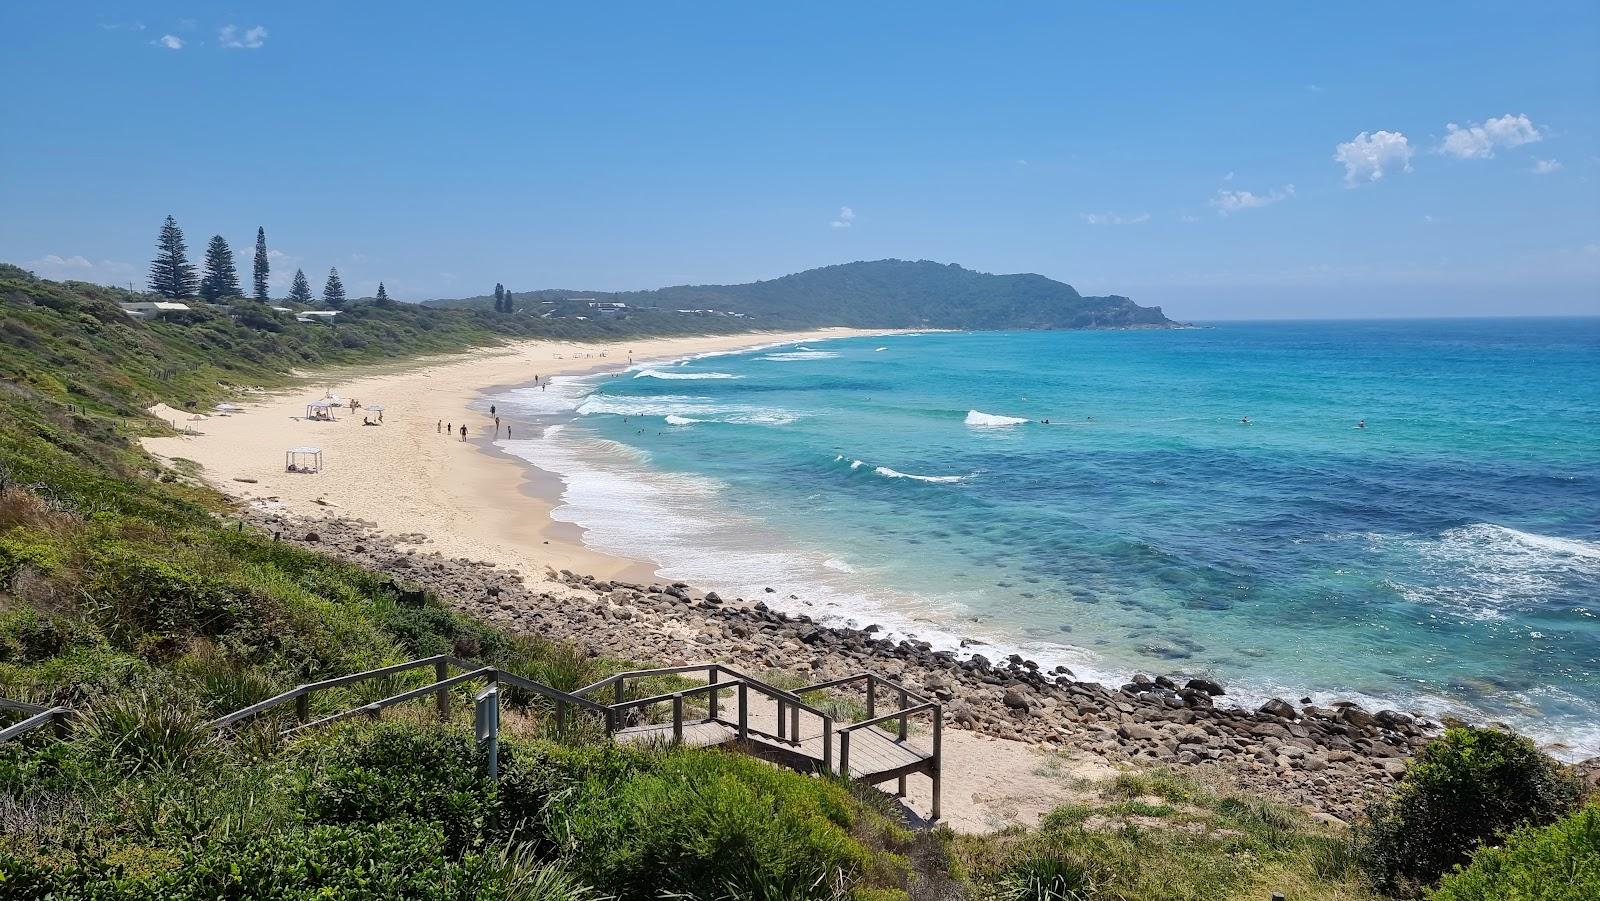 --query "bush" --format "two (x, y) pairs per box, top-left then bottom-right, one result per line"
(80, 690), (216, 775)
(1430, 802), (1600, 901)
(1358, 726), (1585, 895)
